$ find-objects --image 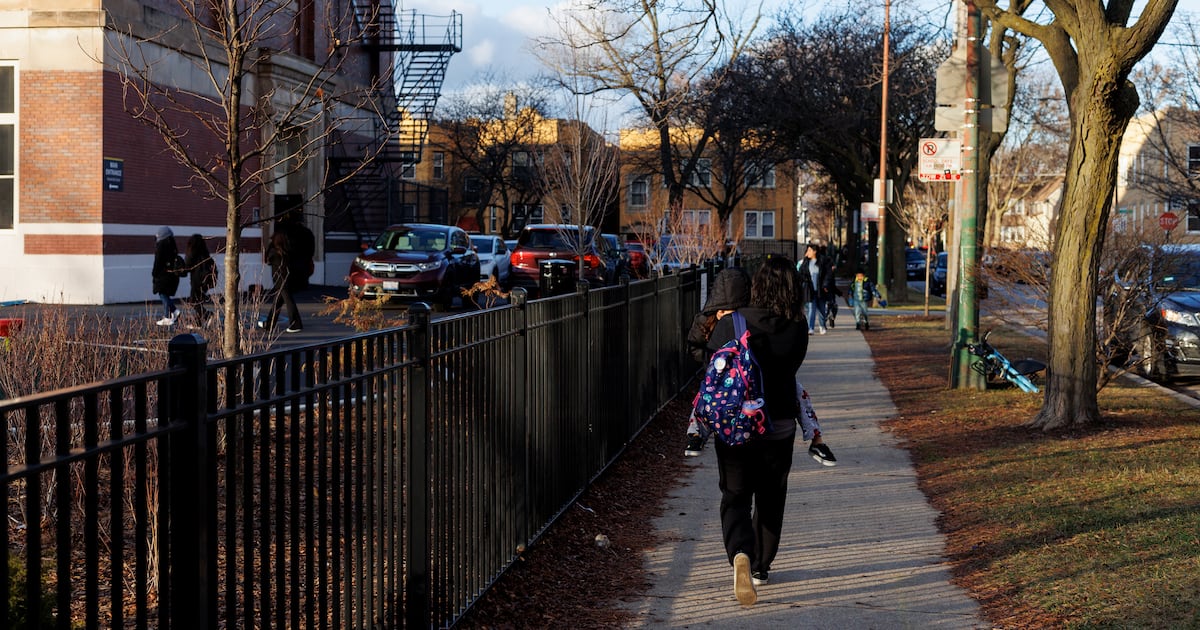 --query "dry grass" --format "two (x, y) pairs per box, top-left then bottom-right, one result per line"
(866, 316), (1200, 629)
